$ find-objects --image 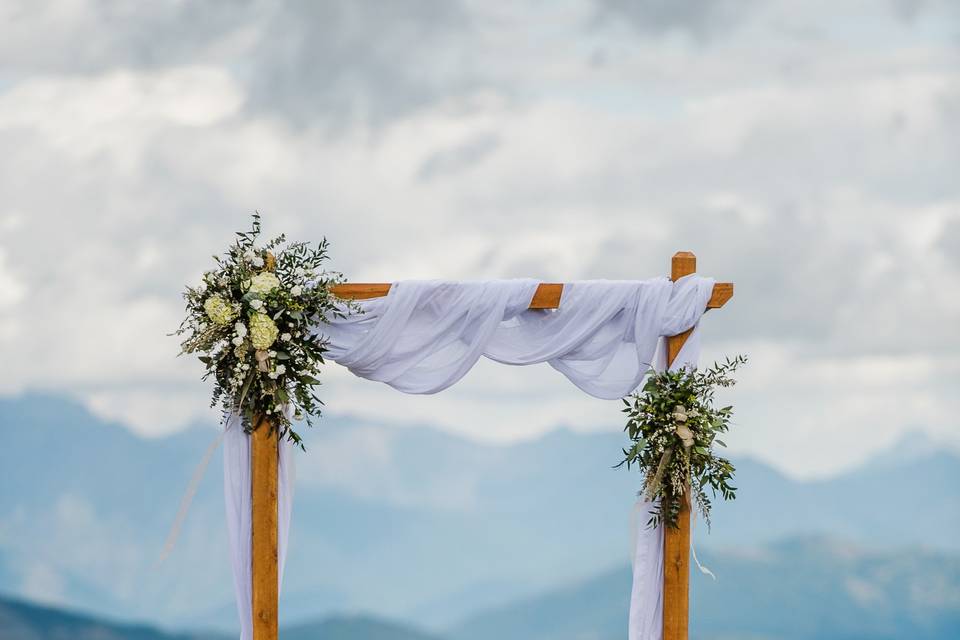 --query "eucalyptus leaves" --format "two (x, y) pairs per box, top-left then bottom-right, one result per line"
(619, 355), (746, 529)
(174, 213), (351, 447)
